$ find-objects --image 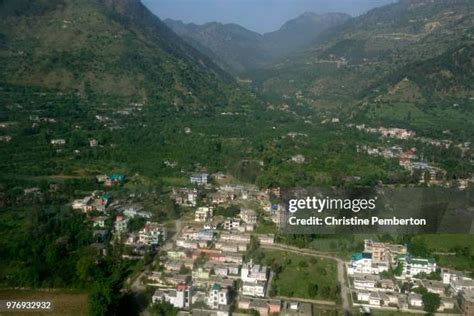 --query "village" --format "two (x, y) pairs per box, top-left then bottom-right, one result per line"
(67, 170), (474, 316)
(347, 239), (474, 314)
